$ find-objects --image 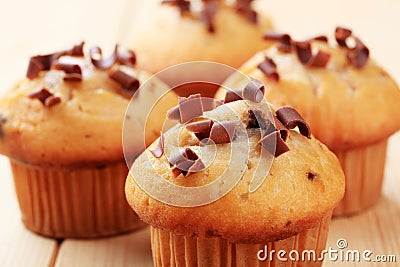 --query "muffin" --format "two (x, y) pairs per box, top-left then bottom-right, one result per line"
(217, 27), (400, 216)
(0, 42), (178, 238)
(125, 80), (345, 266)
(127, 0), (273, 96)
